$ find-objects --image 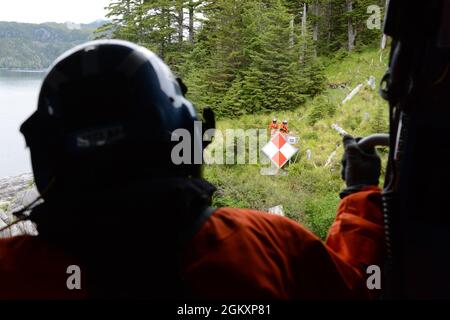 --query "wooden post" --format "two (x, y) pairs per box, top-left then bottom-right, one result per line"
(368, 76), (376, 90)
(306, 149), (312, 160)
